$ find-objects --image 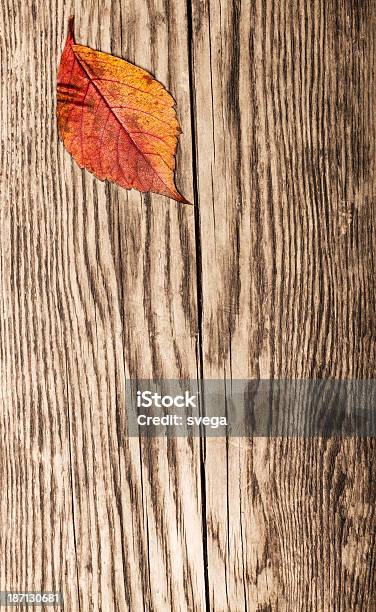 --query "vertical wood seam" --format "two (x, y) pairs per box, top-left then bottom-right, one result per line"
(186, 1), (210, 609)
